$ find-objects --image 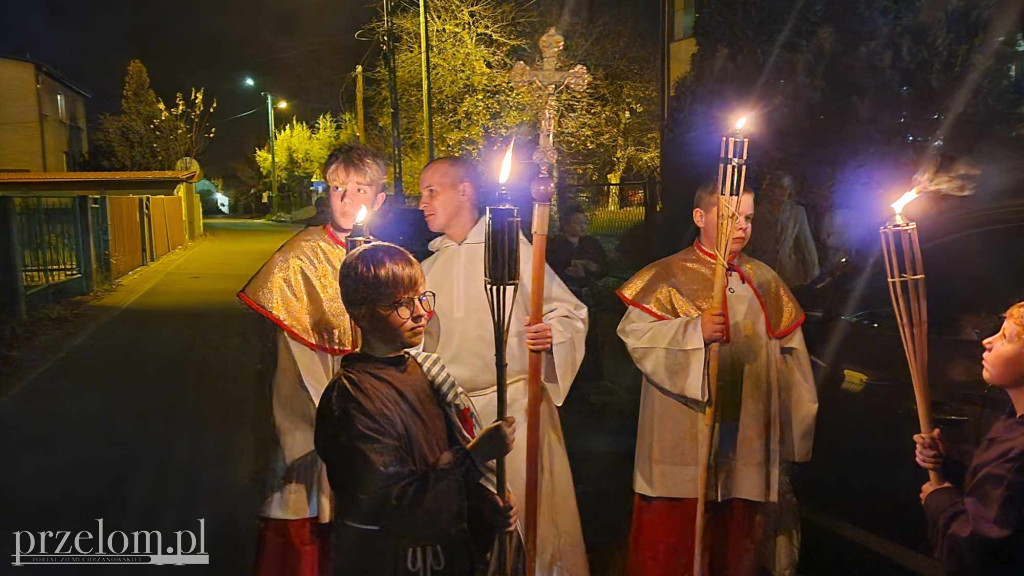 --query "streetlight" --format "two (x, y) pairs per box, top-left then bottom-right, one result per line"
(244, 78), (285, 214)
